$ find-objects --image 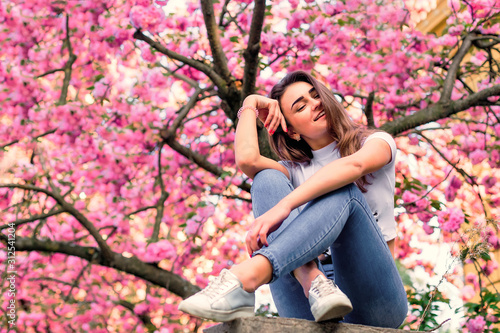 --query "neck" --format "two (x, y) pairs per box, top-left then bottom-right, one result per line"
(306, 137), (335, 151)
